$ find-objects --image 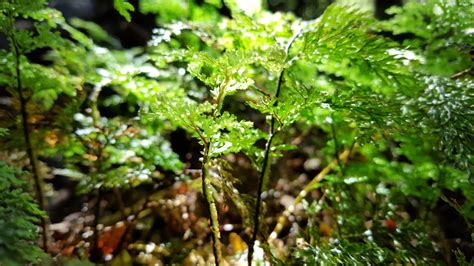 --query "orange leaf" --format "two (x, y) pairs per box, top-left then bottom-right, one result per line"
(98, 223), (127, 255)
